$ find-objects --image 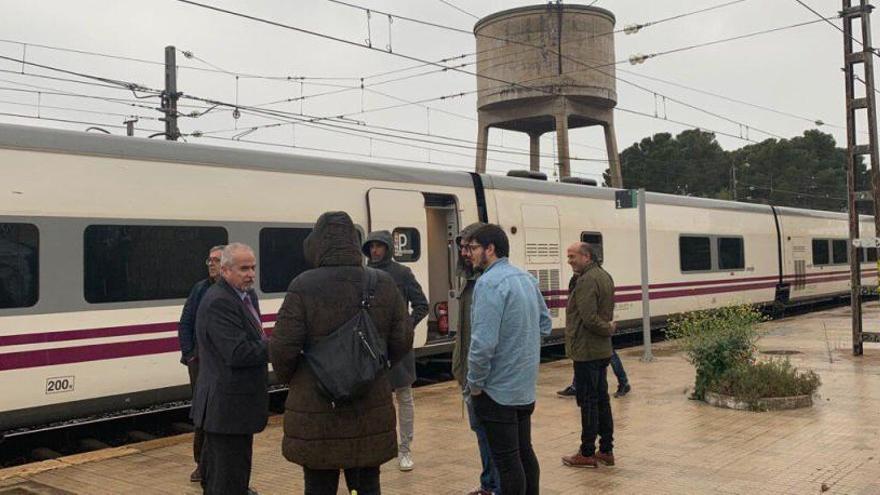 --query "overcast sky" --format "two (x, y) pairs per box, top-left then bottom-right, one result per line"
(0, 0), (870, 182)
